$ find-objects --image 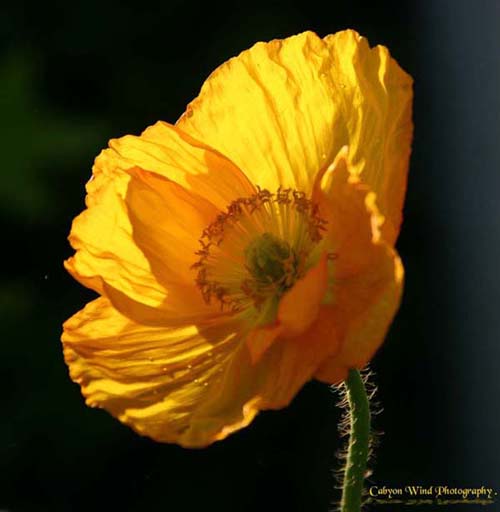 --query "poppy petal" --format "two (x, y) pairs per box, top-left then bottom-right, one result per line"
(62, 297), (328, 447)
(309, 150), (404, 382)
(65, 145), (234, 324)
(62, 297), (247, 447)
(177, 30), (412, 243)
(177, 31), (335, 193)
(244, 252), (329, 364)
(109, 121), (256, 210)
(182, 319), (342, 445)
(124, 167), (218, 287)
(277, 252), (329, 338)
(323, 30), (413, 243)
